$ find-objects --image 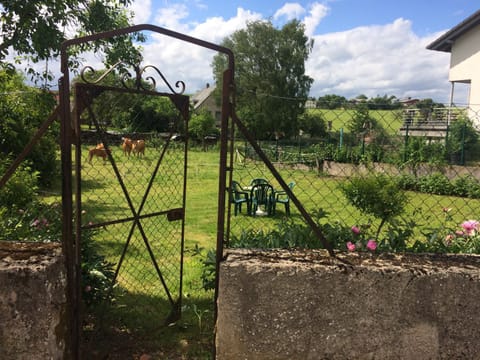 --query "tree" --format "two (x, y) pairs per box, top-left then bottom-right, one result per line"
(341, 174), (407, 239)
(0, 65), (58, 186)
(367, 94), (401, 110)
(212, 20), (313, 139)
(347, 103), (377, 134)
(189, 110), (218, 149)
(75, 70), (179, 132)
(0, 0), (143, 81)
(298, 111), (327, 138)
(447, 115), (480, 164)
(316, 94), (347, 109)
